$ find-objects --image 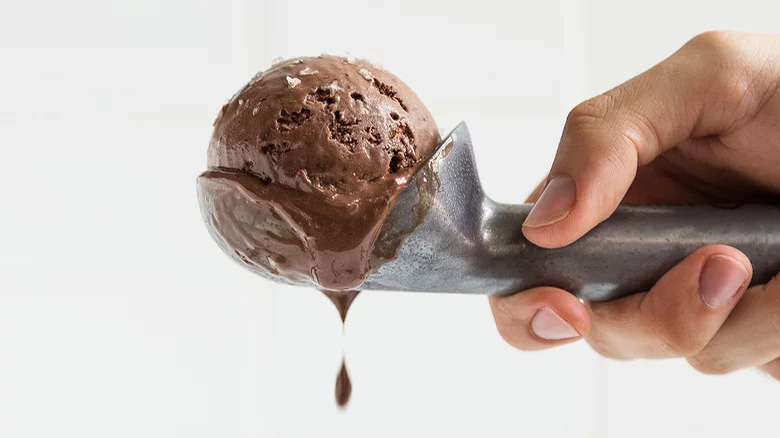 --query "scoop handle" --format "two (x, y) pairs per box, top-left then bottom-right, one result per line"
(484, 202), (780, 301)
(362, 123), (780, 299)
